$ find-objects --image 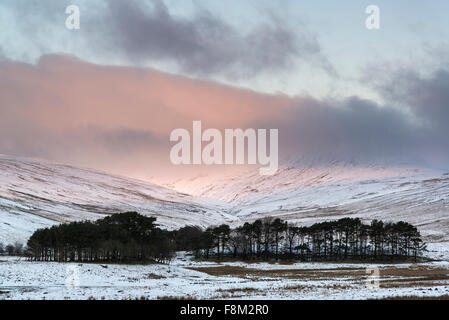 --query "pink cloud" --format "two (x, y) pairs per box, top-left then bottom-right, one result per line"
(0, 54), (292, 180)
